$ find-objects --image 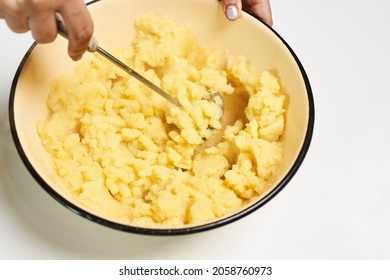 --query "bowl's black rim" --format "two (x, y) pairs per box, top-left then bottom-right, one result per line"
(8, 0), (314, 236)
